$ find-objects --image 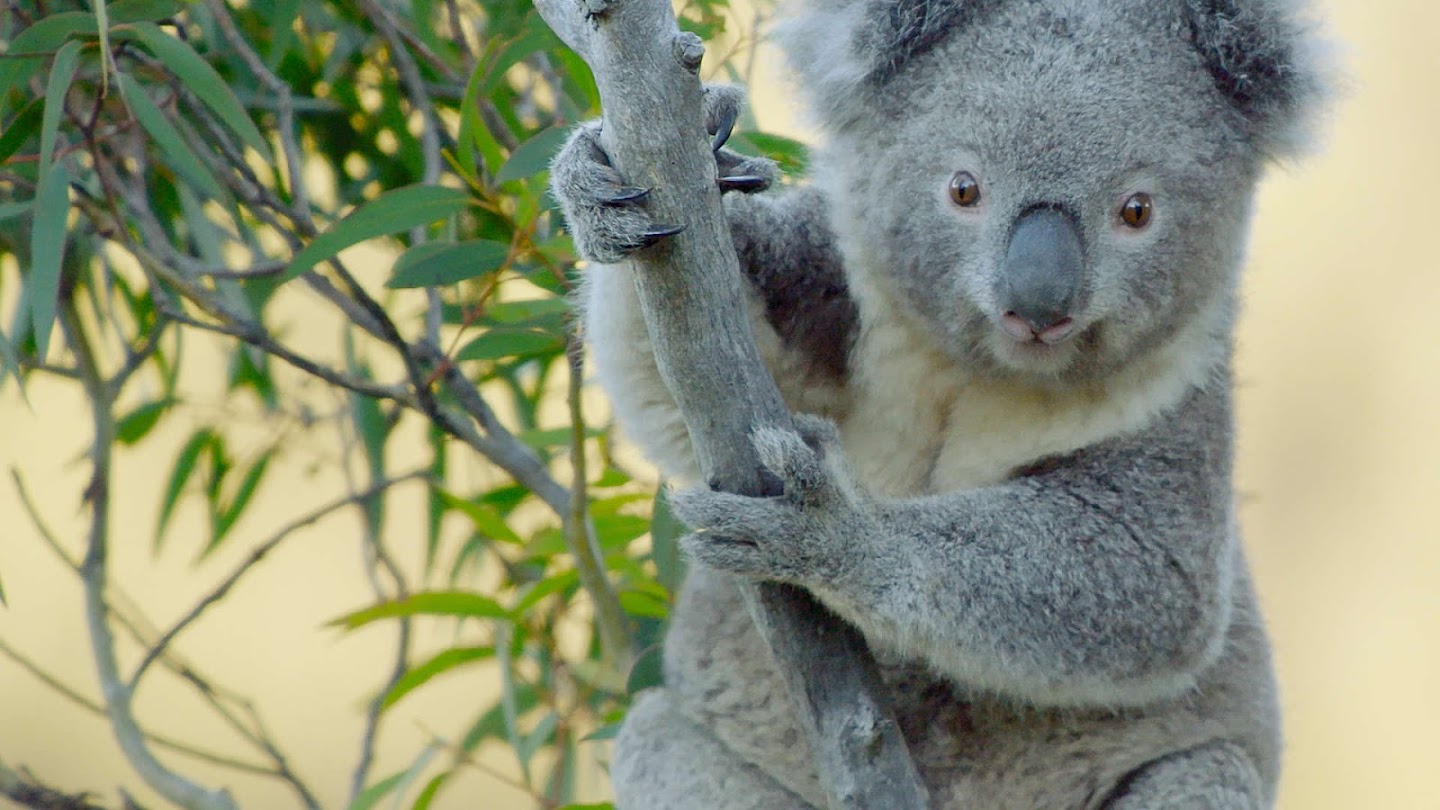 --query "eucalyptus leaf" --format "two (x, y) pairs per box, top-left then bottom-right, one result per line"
(385, 239), (510, 289)
(455, 328), (562, 363)
(0, 98), (45, 165)
(283, 185), (471, 280)
(116, 72), (225, 197)
(121, 22), (272, 158)
(28, 162), (69, 360)
(331, 591), (509, 629)
(495, 126), (570, 185)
